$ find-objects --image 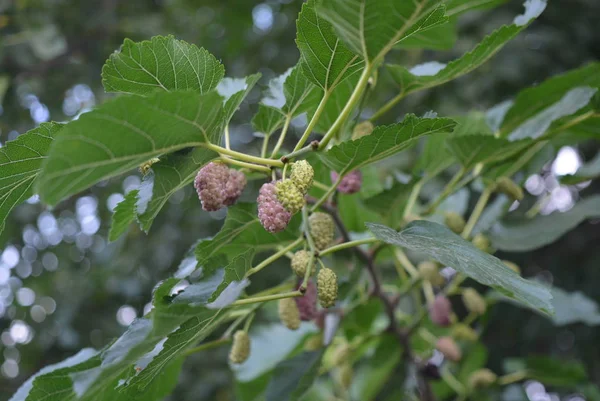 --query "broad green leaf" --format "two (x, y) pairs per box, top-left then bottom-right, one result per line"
(386, 0), (545, 97)
(446, 0), (508, 15)
(489, 195), (600, 251)
(396, 19), (457, 50)
(310, 74), (357, 134)
(364, 180), (416, 227)
(413, 133), (454, 176)
(108, 189), (139, 241)
(366, 221), (553, 314)
(137, 147), (218, 232)
(209, 247), (254, 303)
(0, 122), (62, 234)
(115, 358), (184, 401)
(102, 35), (224, 95)
(36, 90), (224, 206)
(550, 287), (600, 326)
(500, 63), (600, 135)
(296, 0), (364, 91)
(507, 86), (597, 140)
(262, 66), (321, 117)
(350, 335), (401, 400)
(505, 357), (587, 387)
(194, 203), (300, 270)
(318, 0), (449, 62)
(561, 152), (600, 184)
(337, 193), (382, 232)
(319, 115), (456, 175)
(252, 104), (286, 136)
(219, 74), (262, 126)
(265, 350), (325, 401)
(446, 134), (532, 168)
